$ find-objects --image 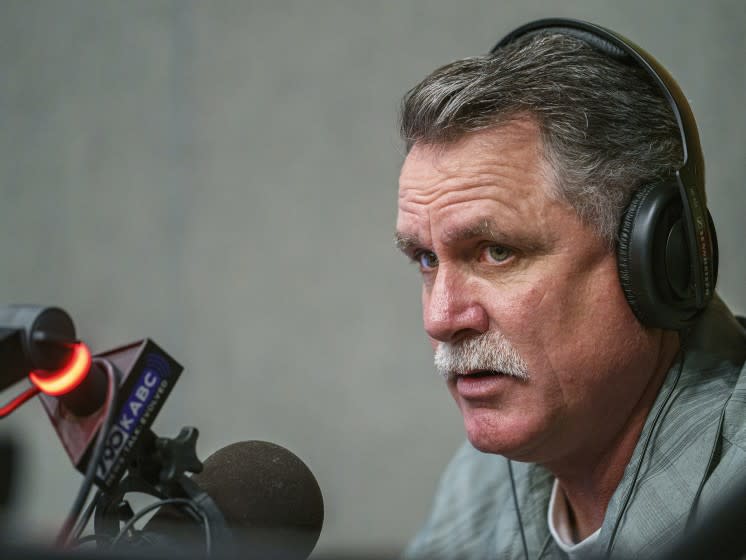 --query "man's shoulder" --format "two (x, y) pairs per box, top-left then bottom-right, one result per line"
(682, 297), (746, 445)
(682, 302), (746, 526)
(707, 302), (746, 450)
(724, 359), (746, 436)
